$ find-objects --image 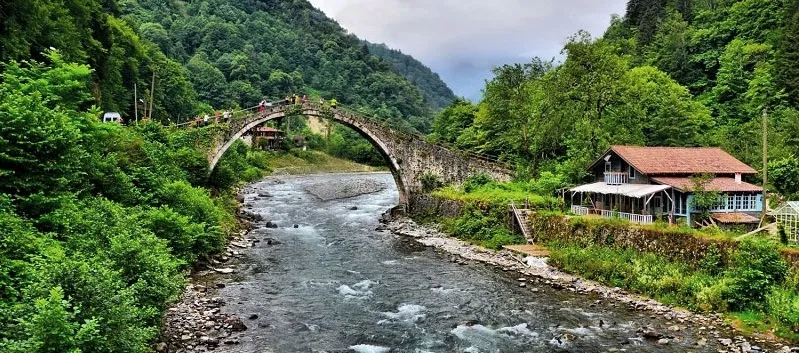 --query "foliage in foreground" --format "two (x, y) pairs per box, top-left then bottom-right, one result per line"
(0, 56), (270, 352)
(548, 239), (799, 339)
(433, 175), (563, 250)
